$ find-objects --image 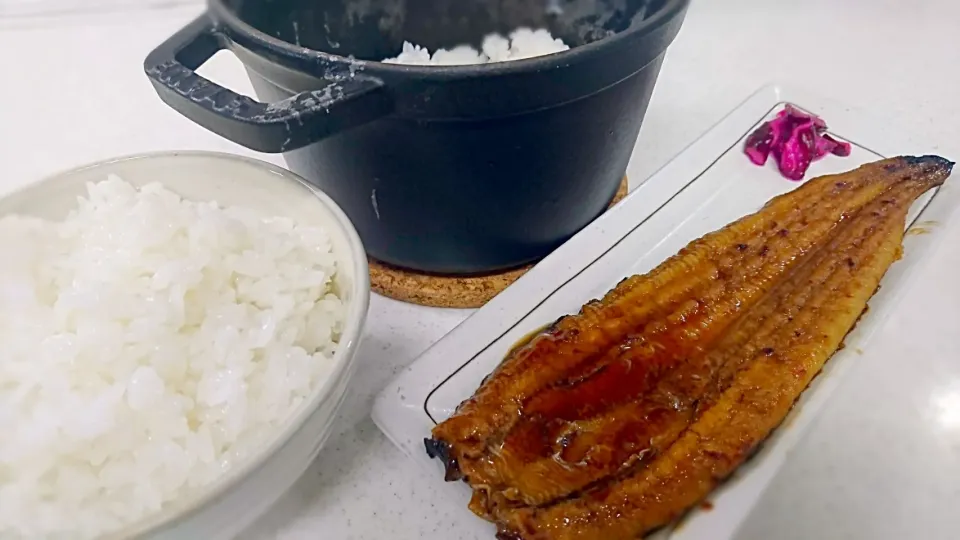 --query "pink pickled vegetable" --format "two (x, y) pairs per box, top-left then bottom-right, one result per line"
(744, 105), (852, 181)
